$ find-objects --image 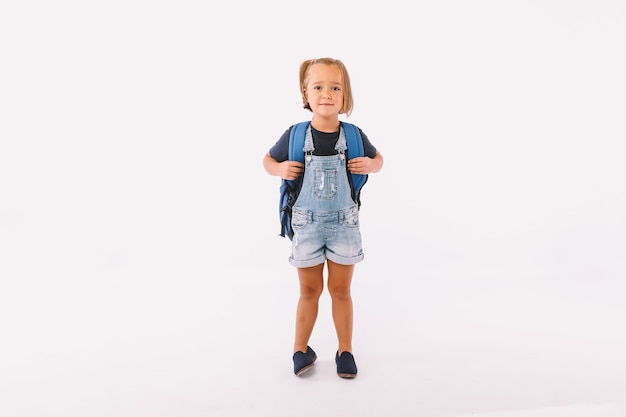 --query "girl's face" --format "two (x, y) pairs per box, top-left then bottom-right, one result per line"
(304, 64), (344, 118)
